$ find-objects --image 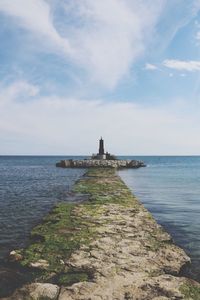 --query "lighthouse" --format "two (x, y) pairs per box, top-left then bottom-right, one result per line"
(97, 137), (106, 159)
(99, 137), (105, 155)
(90, 137), (116, 160)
